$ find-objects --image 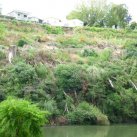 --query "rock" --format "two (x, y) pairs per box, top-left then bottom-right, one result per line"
(55, 116), (68, 125)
